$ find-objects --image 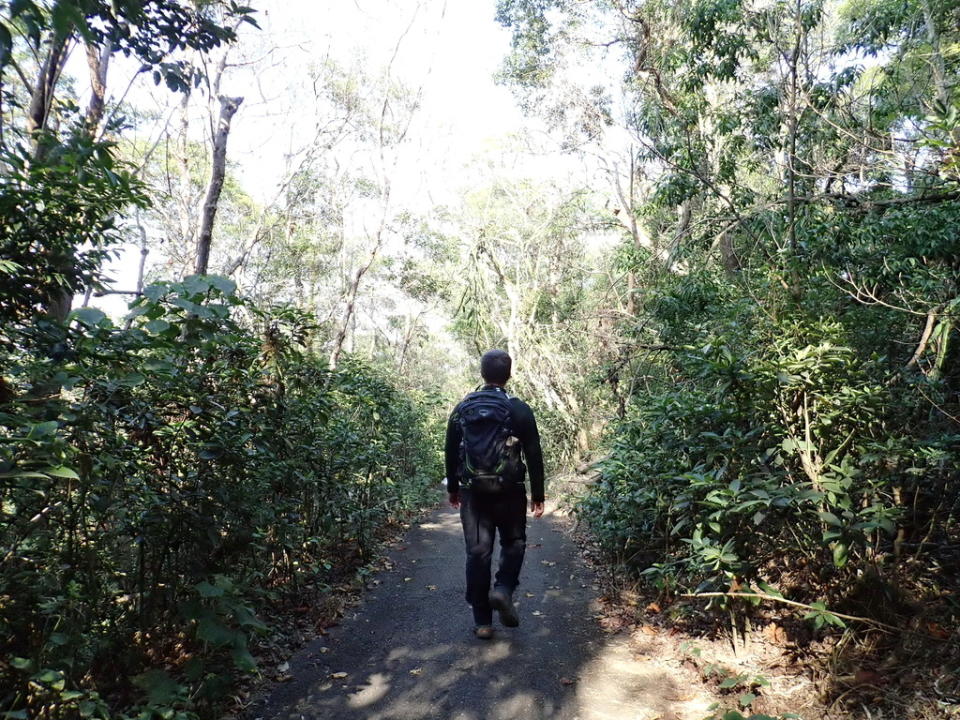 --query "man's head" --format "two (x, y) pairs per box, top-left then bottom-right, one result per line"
(480, 349), (512, 386)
